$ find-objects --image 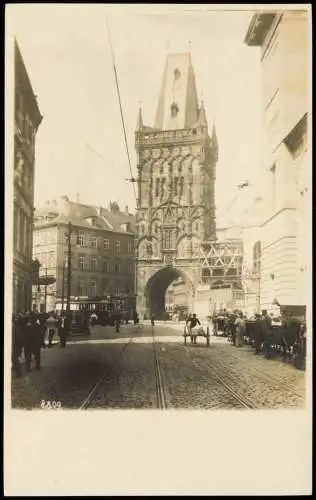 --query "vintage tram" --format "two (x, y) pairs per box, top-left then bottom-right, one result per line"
(55, 296), (135, 332)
